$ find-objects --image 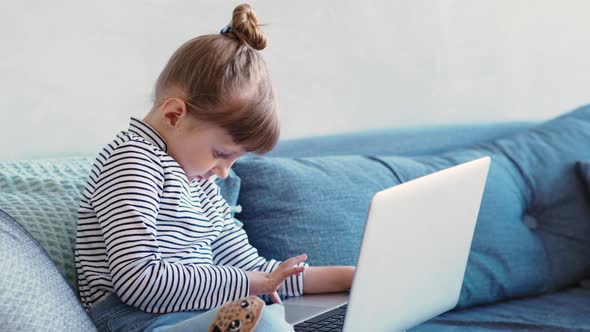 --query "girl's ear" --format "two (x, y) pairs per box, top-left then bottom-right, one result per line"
(160, 97), (188, 128)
